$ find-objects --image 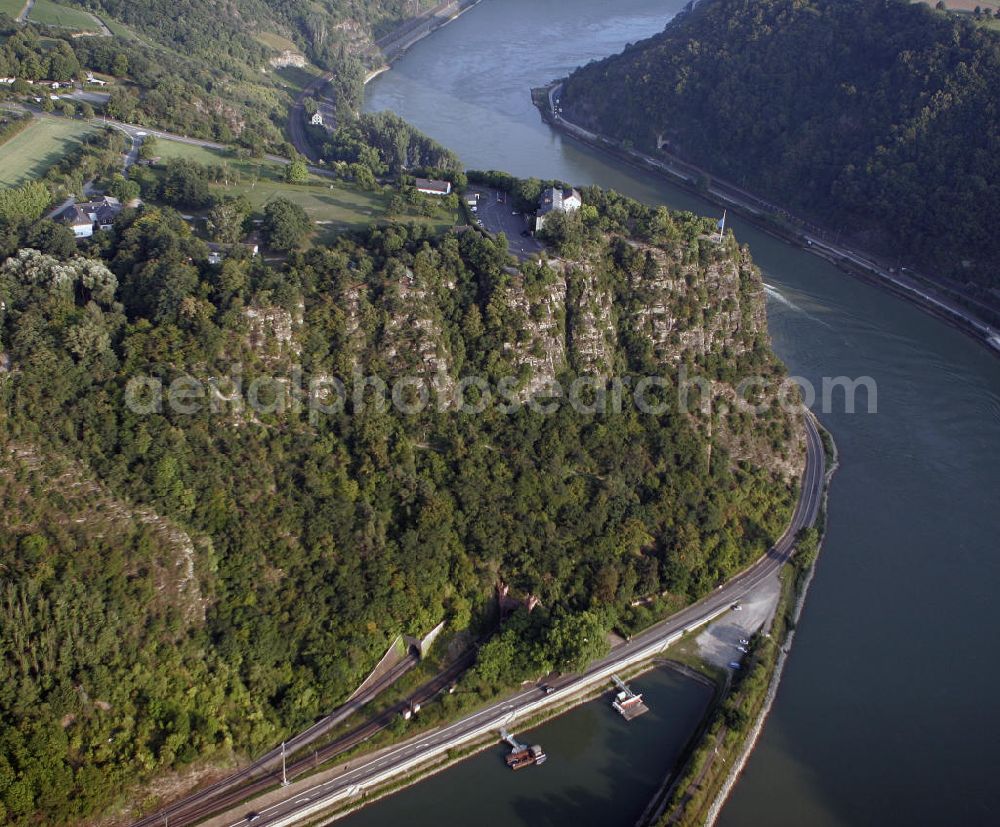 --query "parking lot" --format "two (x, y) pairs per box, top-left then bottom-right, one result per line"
(467, 187), (545, 260)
